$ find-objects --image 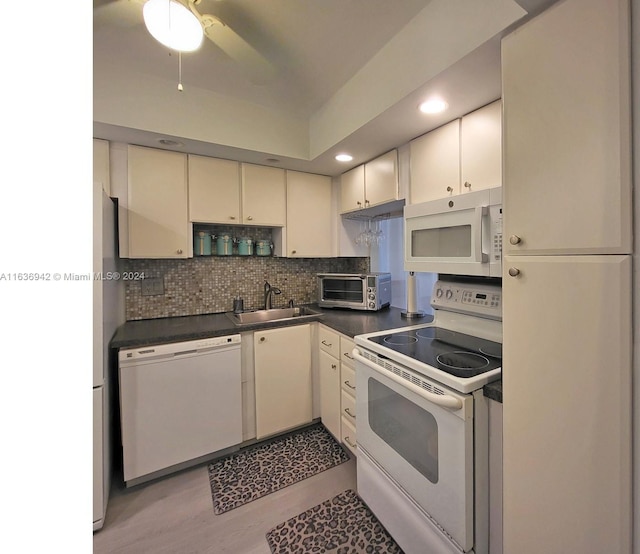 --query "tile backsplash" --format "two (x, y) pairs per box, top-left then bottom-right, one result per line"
(122, 255), (369, 321)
